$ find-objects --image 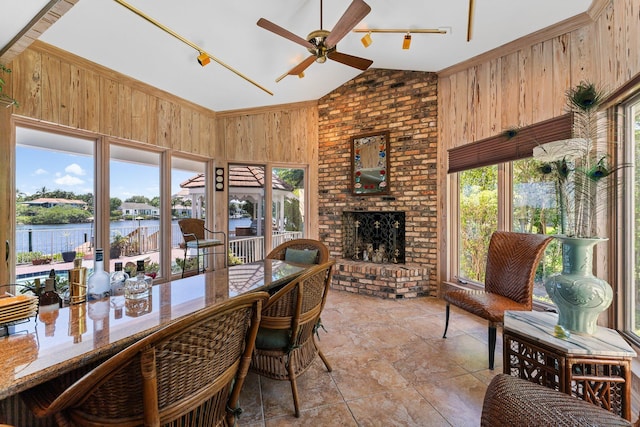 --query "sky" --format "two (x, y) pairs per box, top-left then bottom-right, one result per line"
(16, 145), (194, 201)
